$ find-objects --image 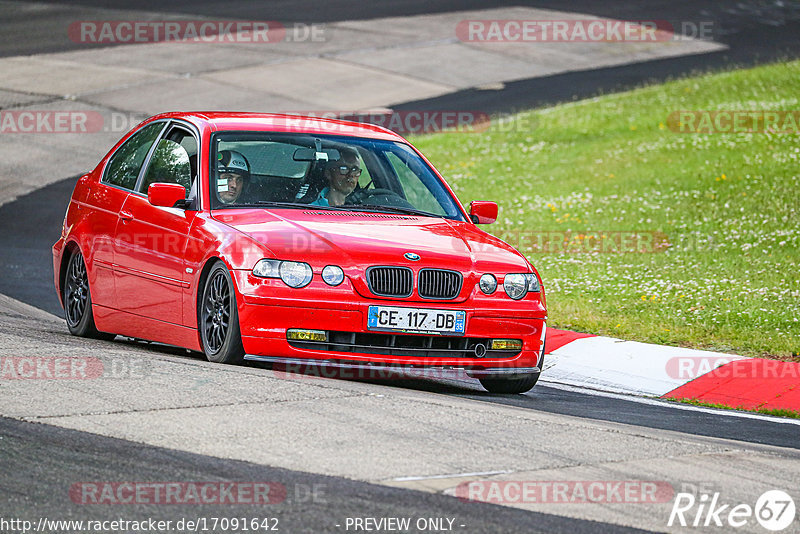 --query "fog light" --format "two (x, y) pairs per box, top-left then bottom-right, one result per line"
(490, 339), (523, 351)
(321, 265), (344, 286)
(287, 329), (327, 342)
(479, 273), (497, 294)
